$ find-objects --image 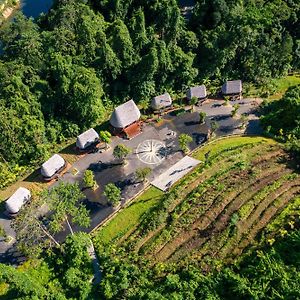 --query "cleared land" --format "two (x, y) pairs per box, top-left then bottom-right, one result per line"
(93, 136), (300, 267)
